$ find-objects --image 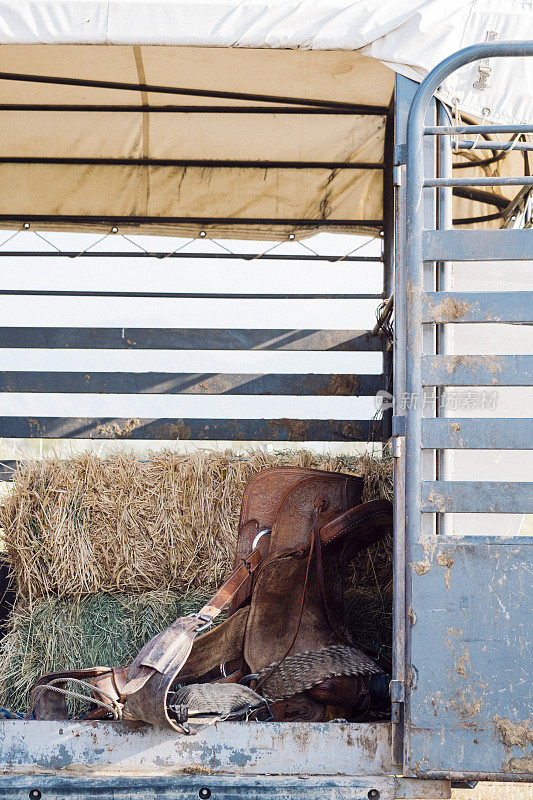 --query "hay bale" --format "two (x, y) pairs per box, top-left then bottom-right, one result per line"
(0, 448), (393, 713)
(0, 590), (211, 714)
(0, 450), (392, 603)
